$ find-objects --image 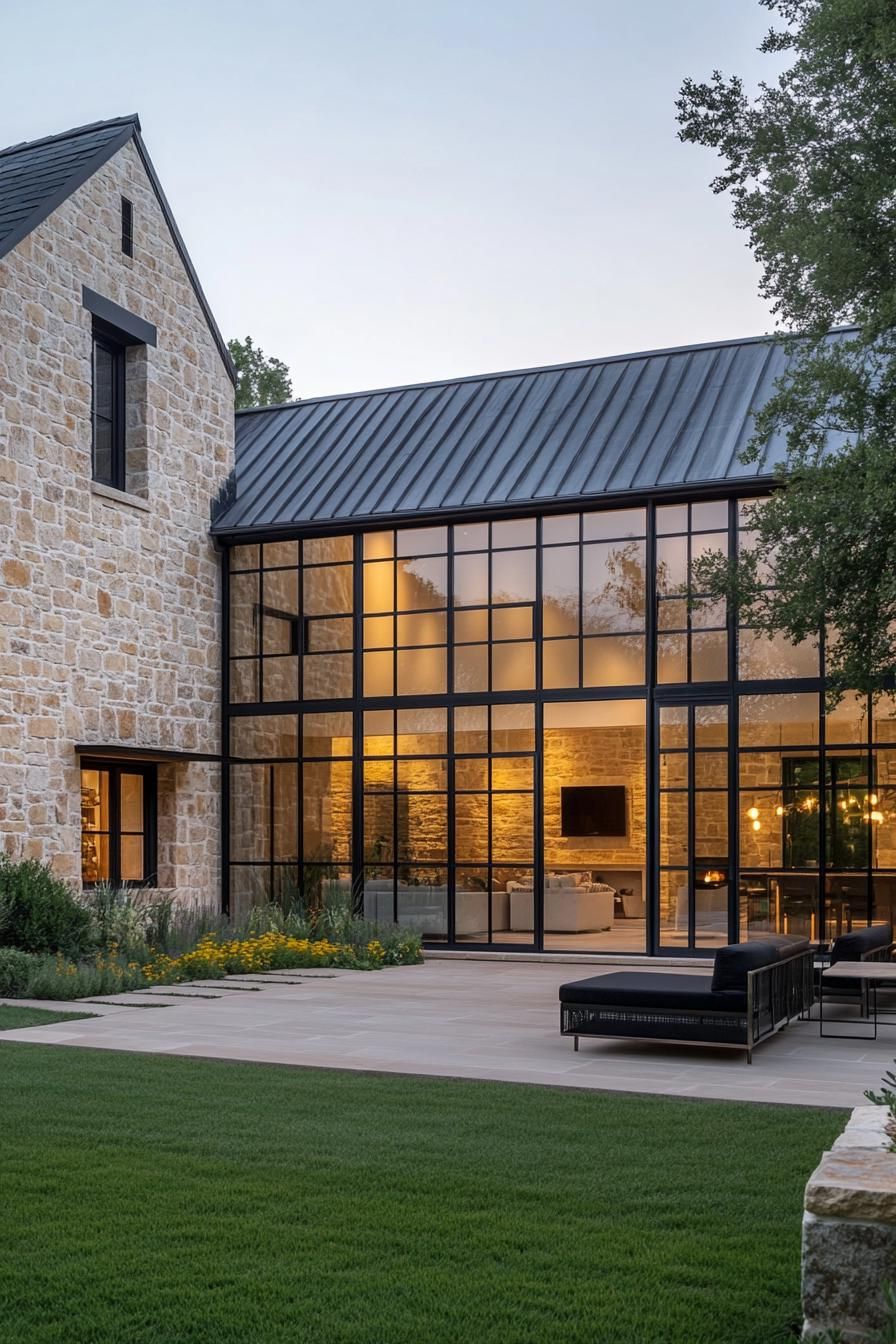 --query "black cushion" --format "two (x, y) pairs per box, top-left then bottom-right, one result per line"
(558, 971), (746, 1014)
(761, 935), (810, 959)
(710, 941), (780, 993)
(830, 924), (892, 966)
